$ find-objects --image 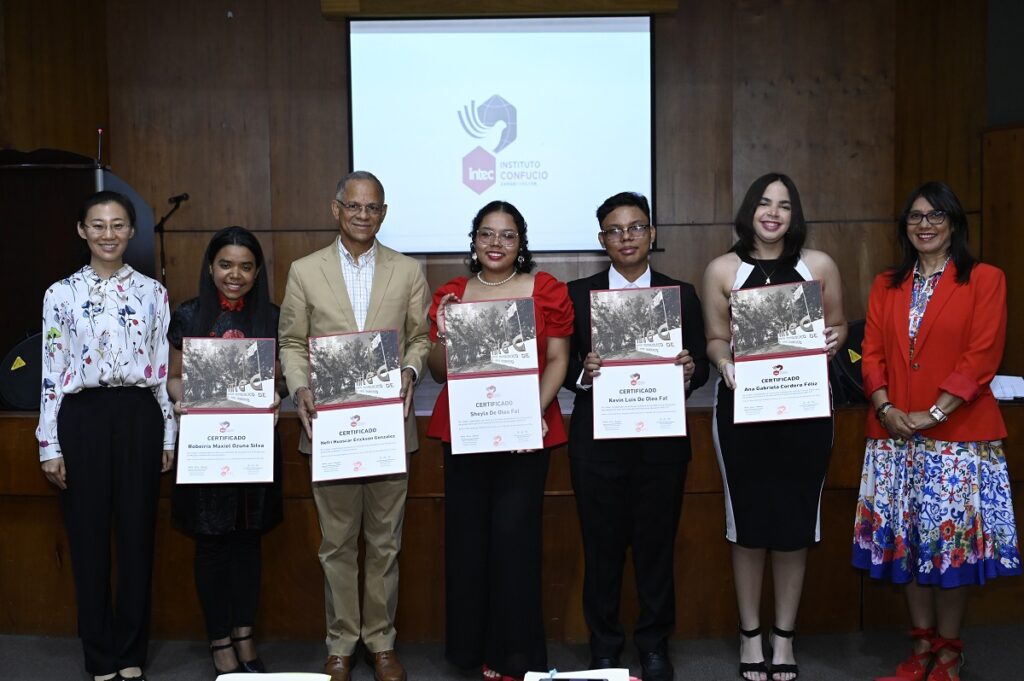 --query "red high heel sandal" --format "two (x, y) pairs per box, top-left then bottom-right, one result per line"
(892, 627), (935, 681)
(925, 637), (963, 681)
